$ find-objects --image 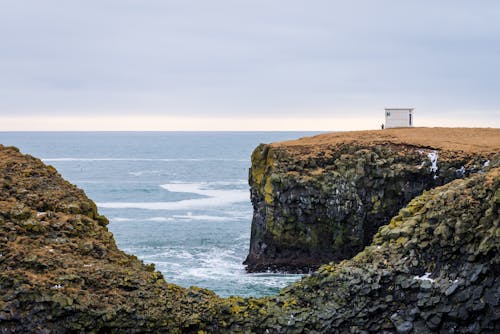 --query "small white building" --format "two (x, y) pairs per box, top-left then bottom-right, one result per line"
(384, 108), (414, 128)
